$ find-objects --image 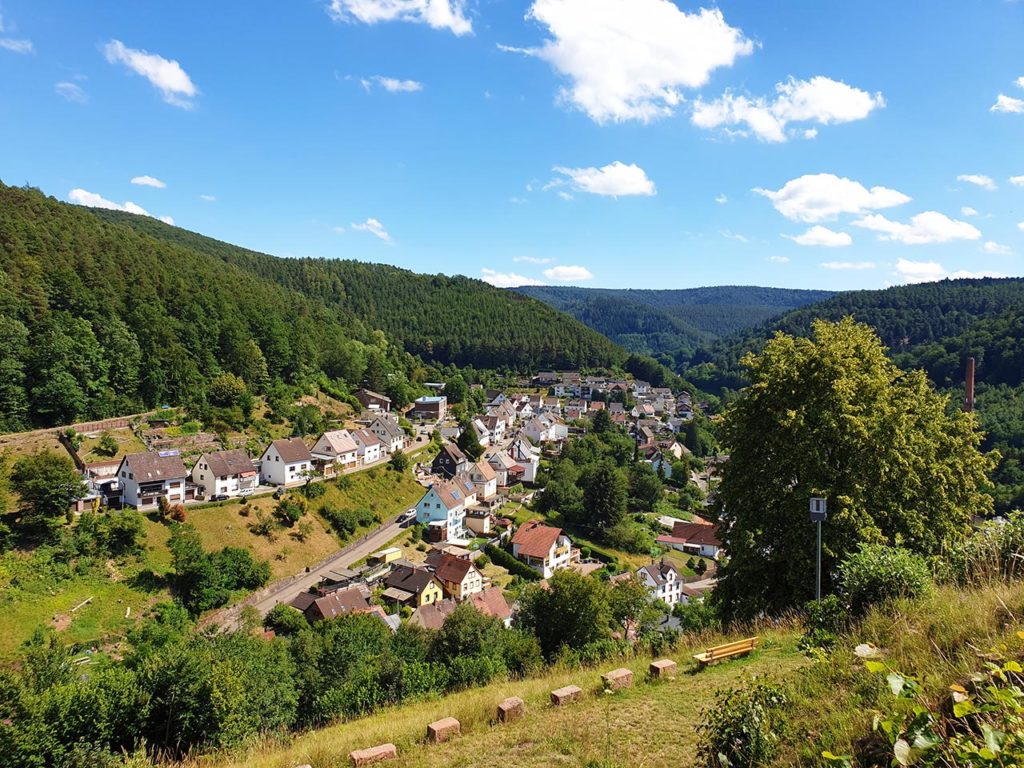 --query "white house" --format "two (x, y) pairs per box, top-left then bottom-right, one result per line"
(311, 430), (359, 471)
(509, 438), (540, 483)
(486, 450), (516, 487)
(259, 438), (314, 486)
(471, 418), (491, 447)
(468, 460), (498, 500)
(351, 428), (384, 465)
(637, 560), (685, 606)
(510, 520), (574, 578)
(428, 551), (484, 601)
(522, 417), (550, 445)
(656, 521), (723, 560)
(191, 449), (258, 498)
(117, 451), (189, 509)
(415, 475), (477, 541)
(369, 416), (407, 455)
